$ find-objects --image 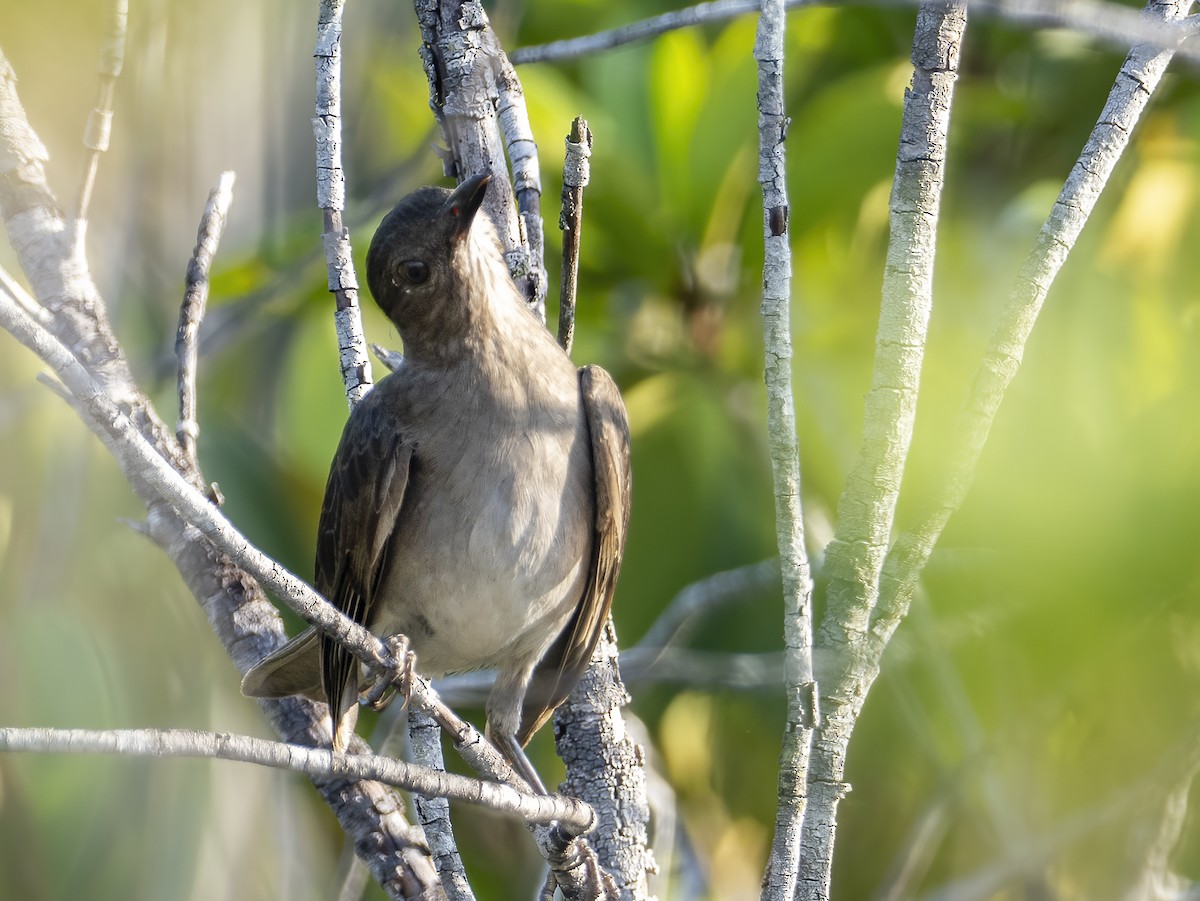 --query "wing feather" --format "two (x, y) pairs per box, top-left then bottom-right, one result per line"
(517, 364), (631, 745)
